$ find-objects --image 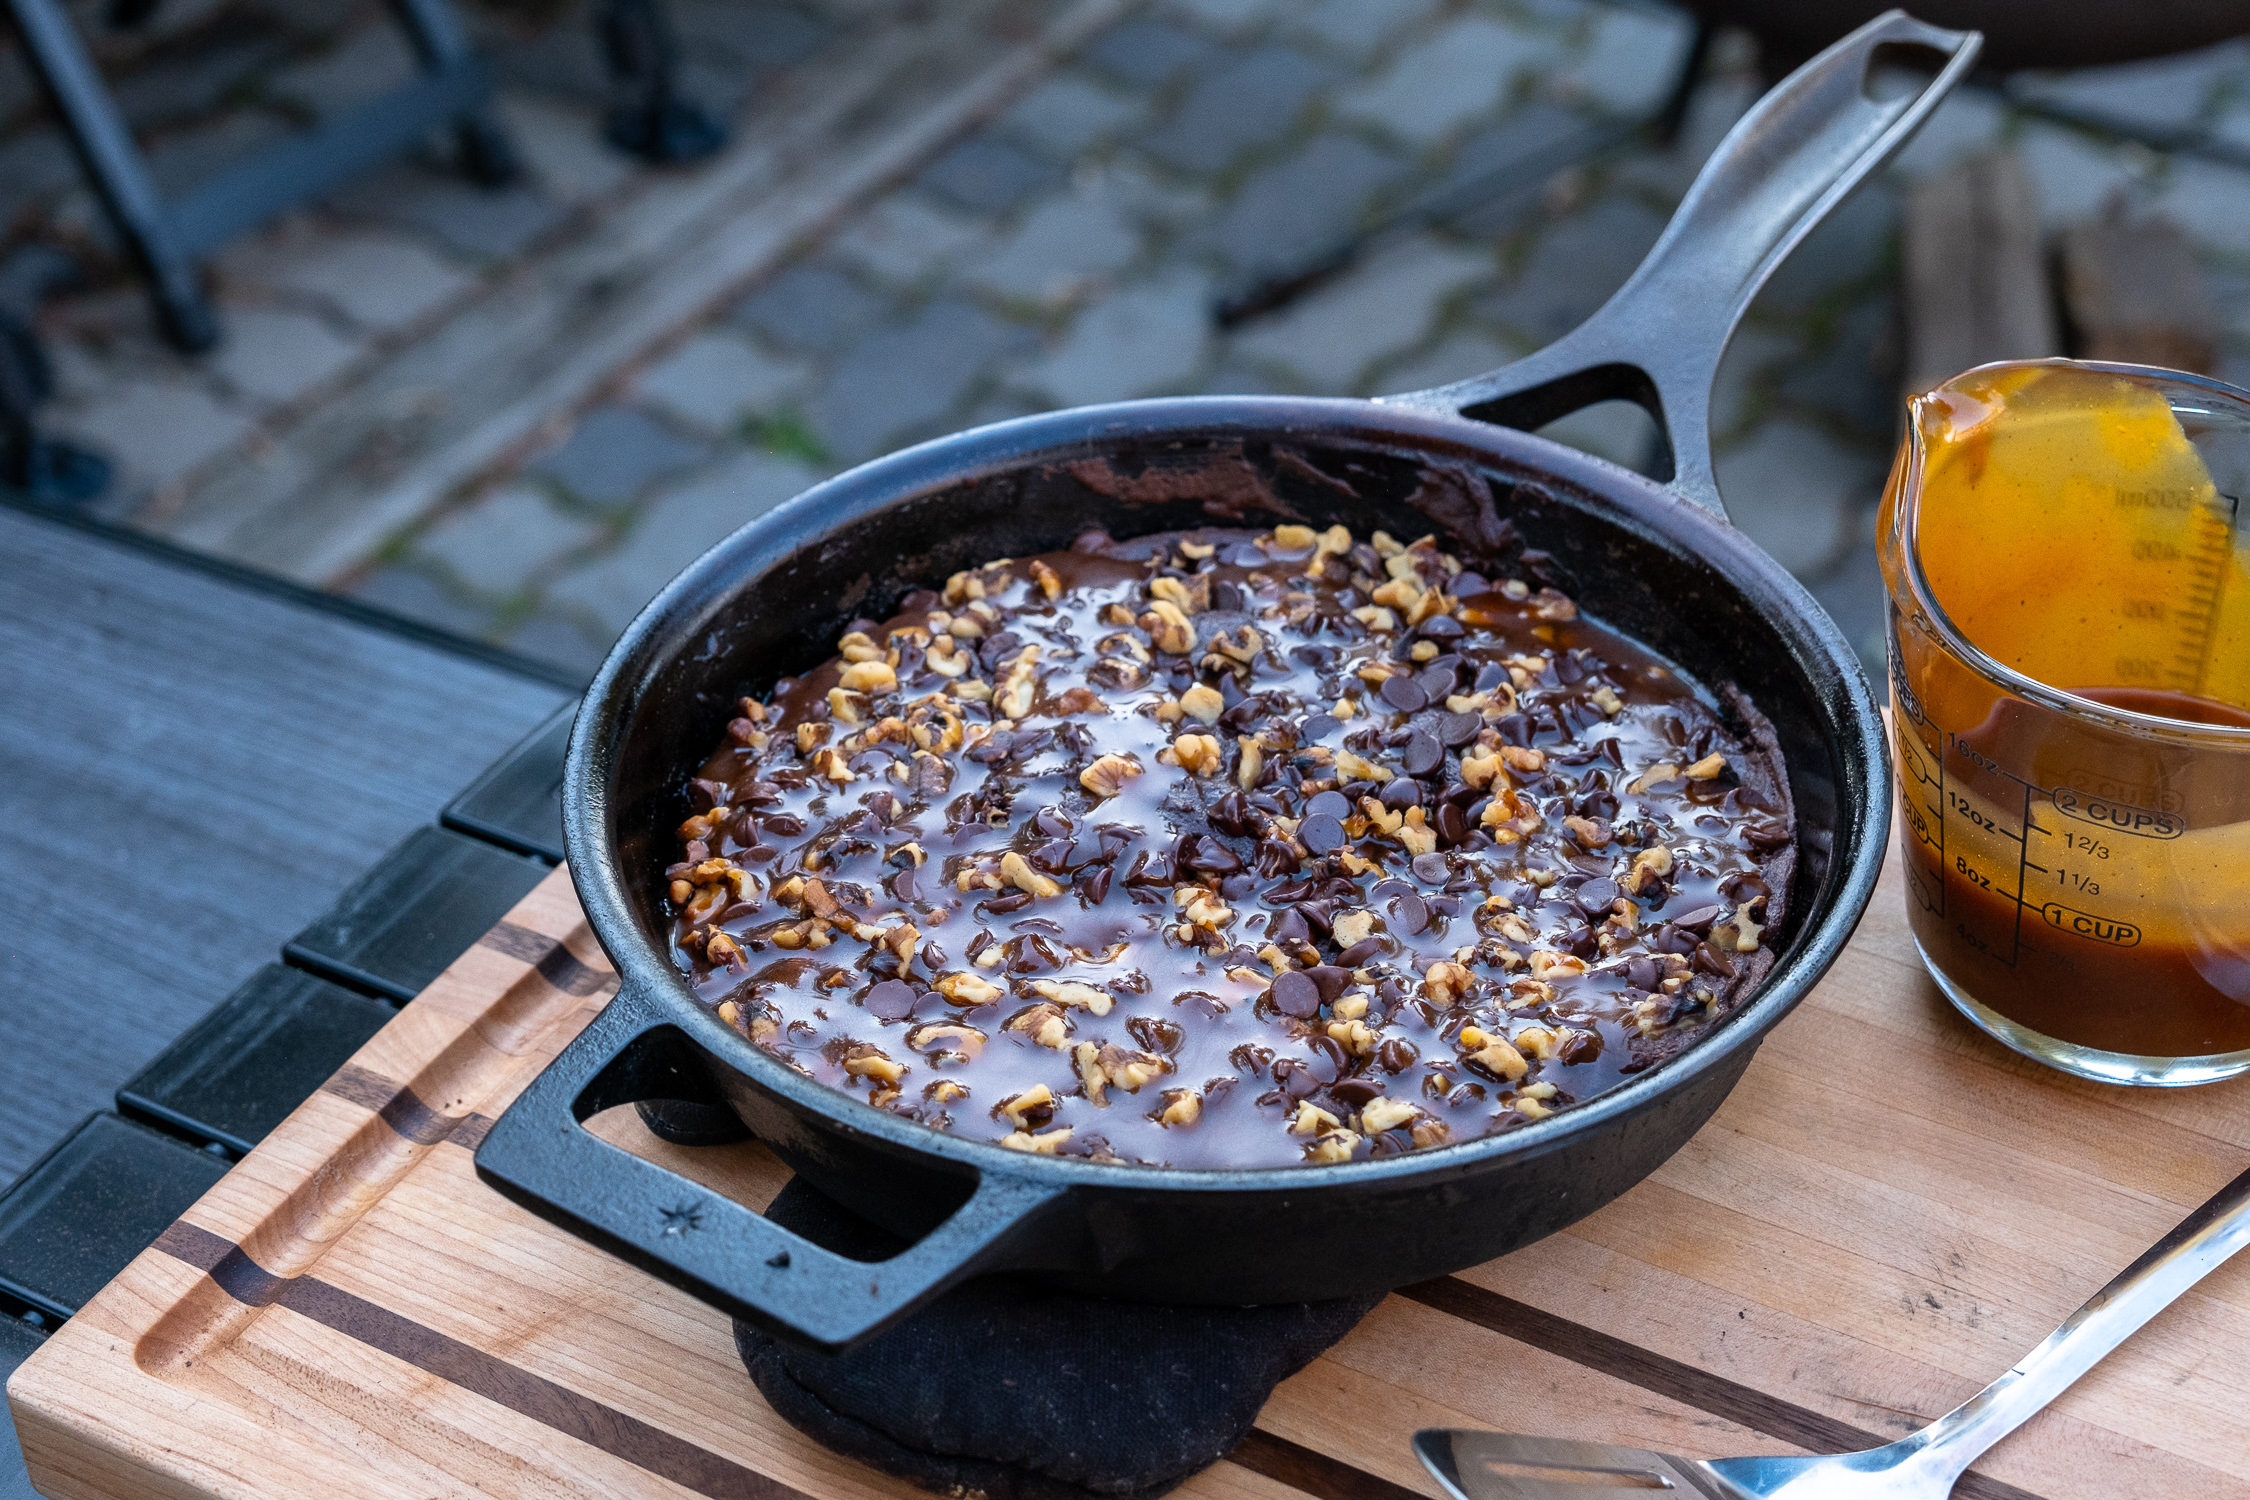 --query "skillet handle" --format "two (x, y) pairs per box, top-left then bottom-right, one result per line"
(474, 984), (1068, 1353)
(1380, 9), (1980, 521)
